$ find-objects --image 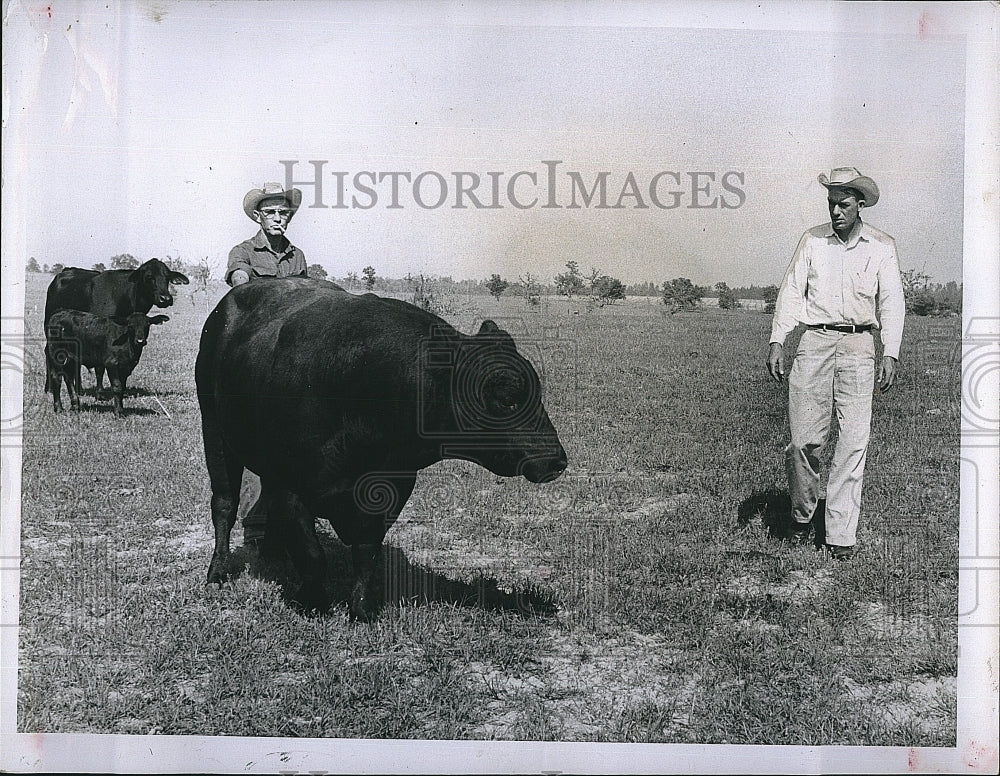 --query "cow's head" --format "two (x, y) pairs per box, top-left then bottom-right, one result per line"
(438, 320), (567, 483)
(129, 259), (190, 308)
(114, 313), (169, 348)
